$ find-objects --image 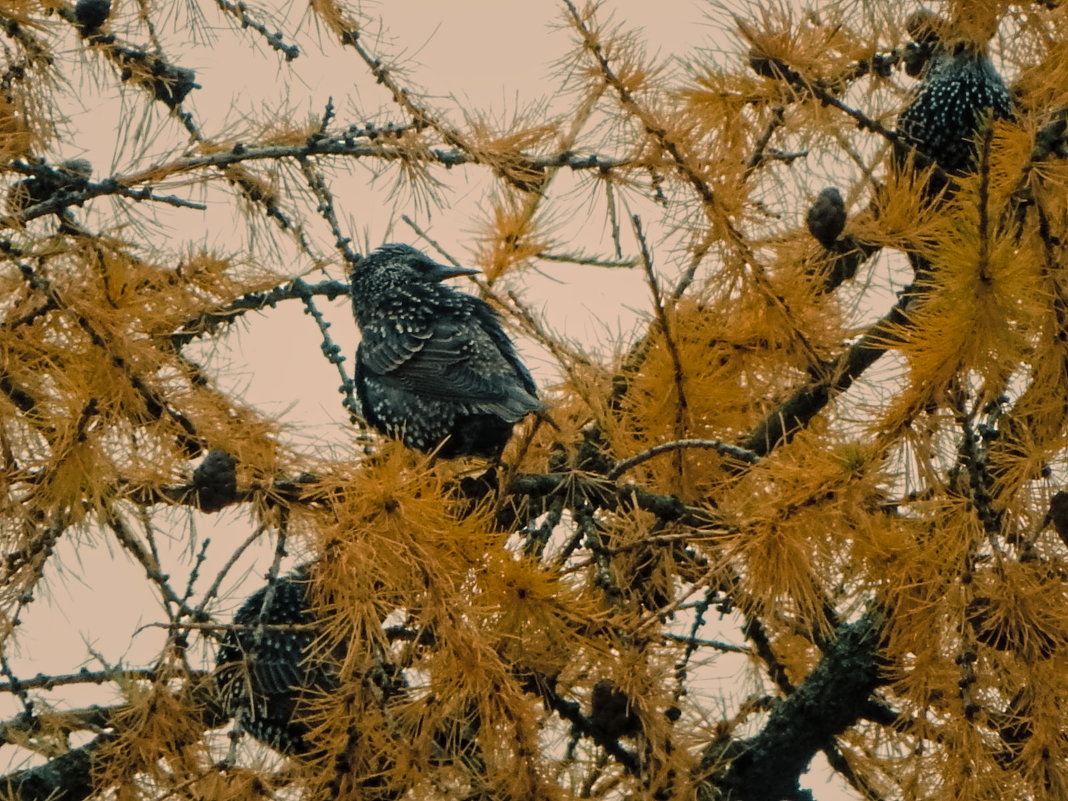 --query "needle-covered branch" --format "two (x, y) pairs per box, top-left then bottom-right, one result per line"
(0, 735), (112, 801)
(1, 143), (633, 234)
